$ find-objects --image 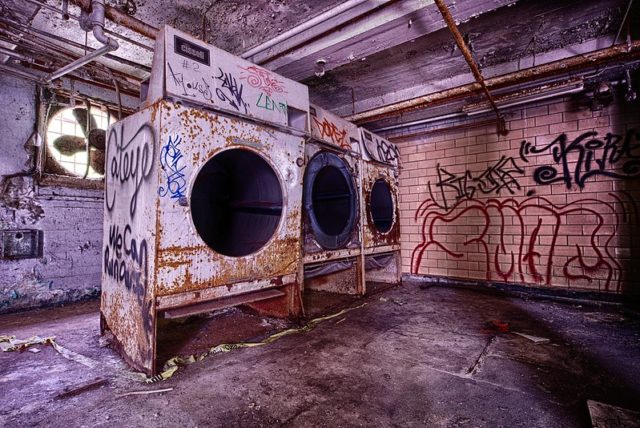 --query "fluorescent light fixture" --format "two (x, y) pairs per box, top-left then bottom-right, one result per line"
(372, 112), (467, 132)
(463, 79), (584, 116)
